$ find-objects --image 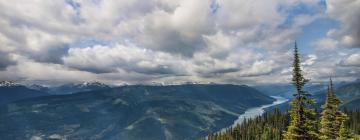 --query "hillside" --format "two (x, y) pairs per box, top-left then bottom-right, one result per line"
(0, 81), (49, 105)
(206, 109), (360, 140)
(253, 83), (327, 98)
(46, 81), (111, 95)
(267, 81), (360, 112)
(314, 81), (360, 109)
(0, 84), (274, 140)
